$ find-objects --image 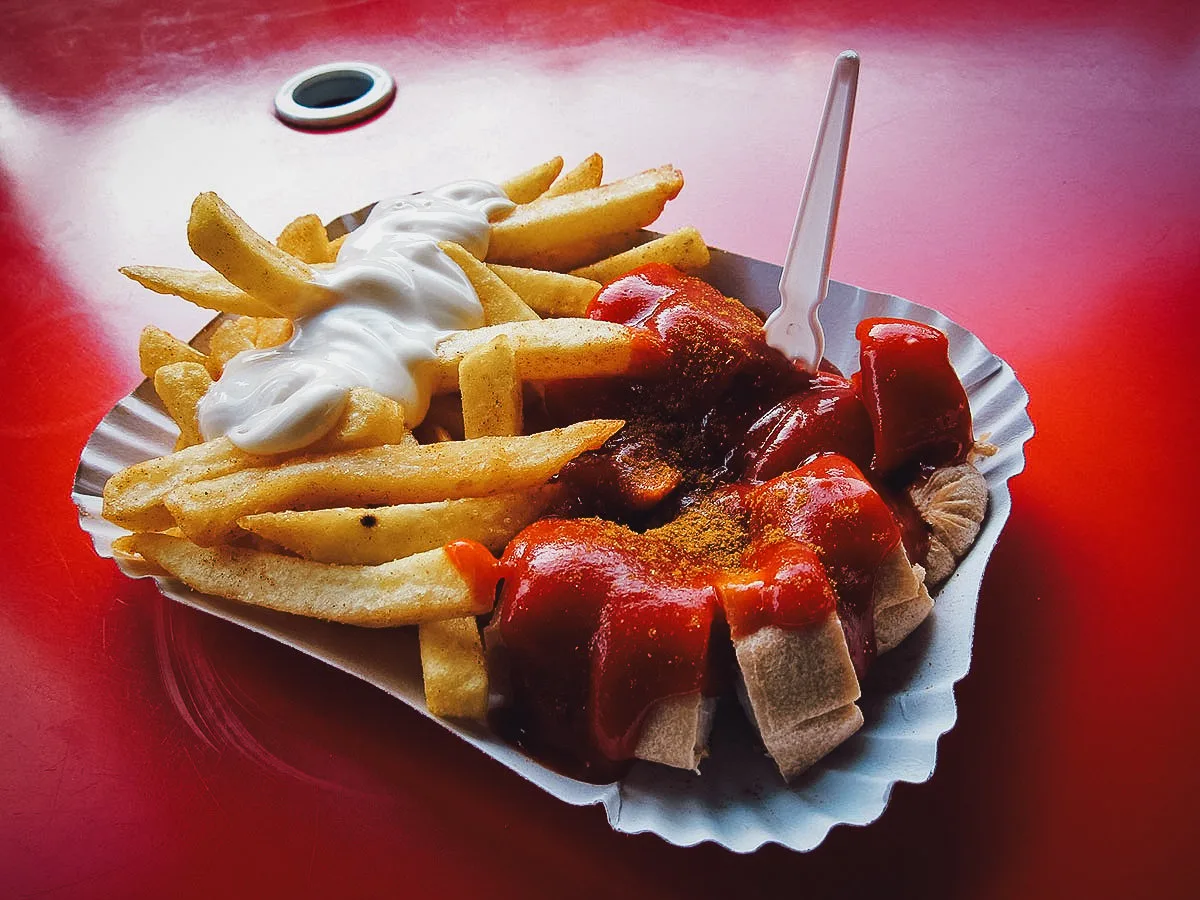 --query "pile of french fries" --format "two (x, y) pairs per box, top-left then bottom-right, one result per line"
(106, 154), (711, 721)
